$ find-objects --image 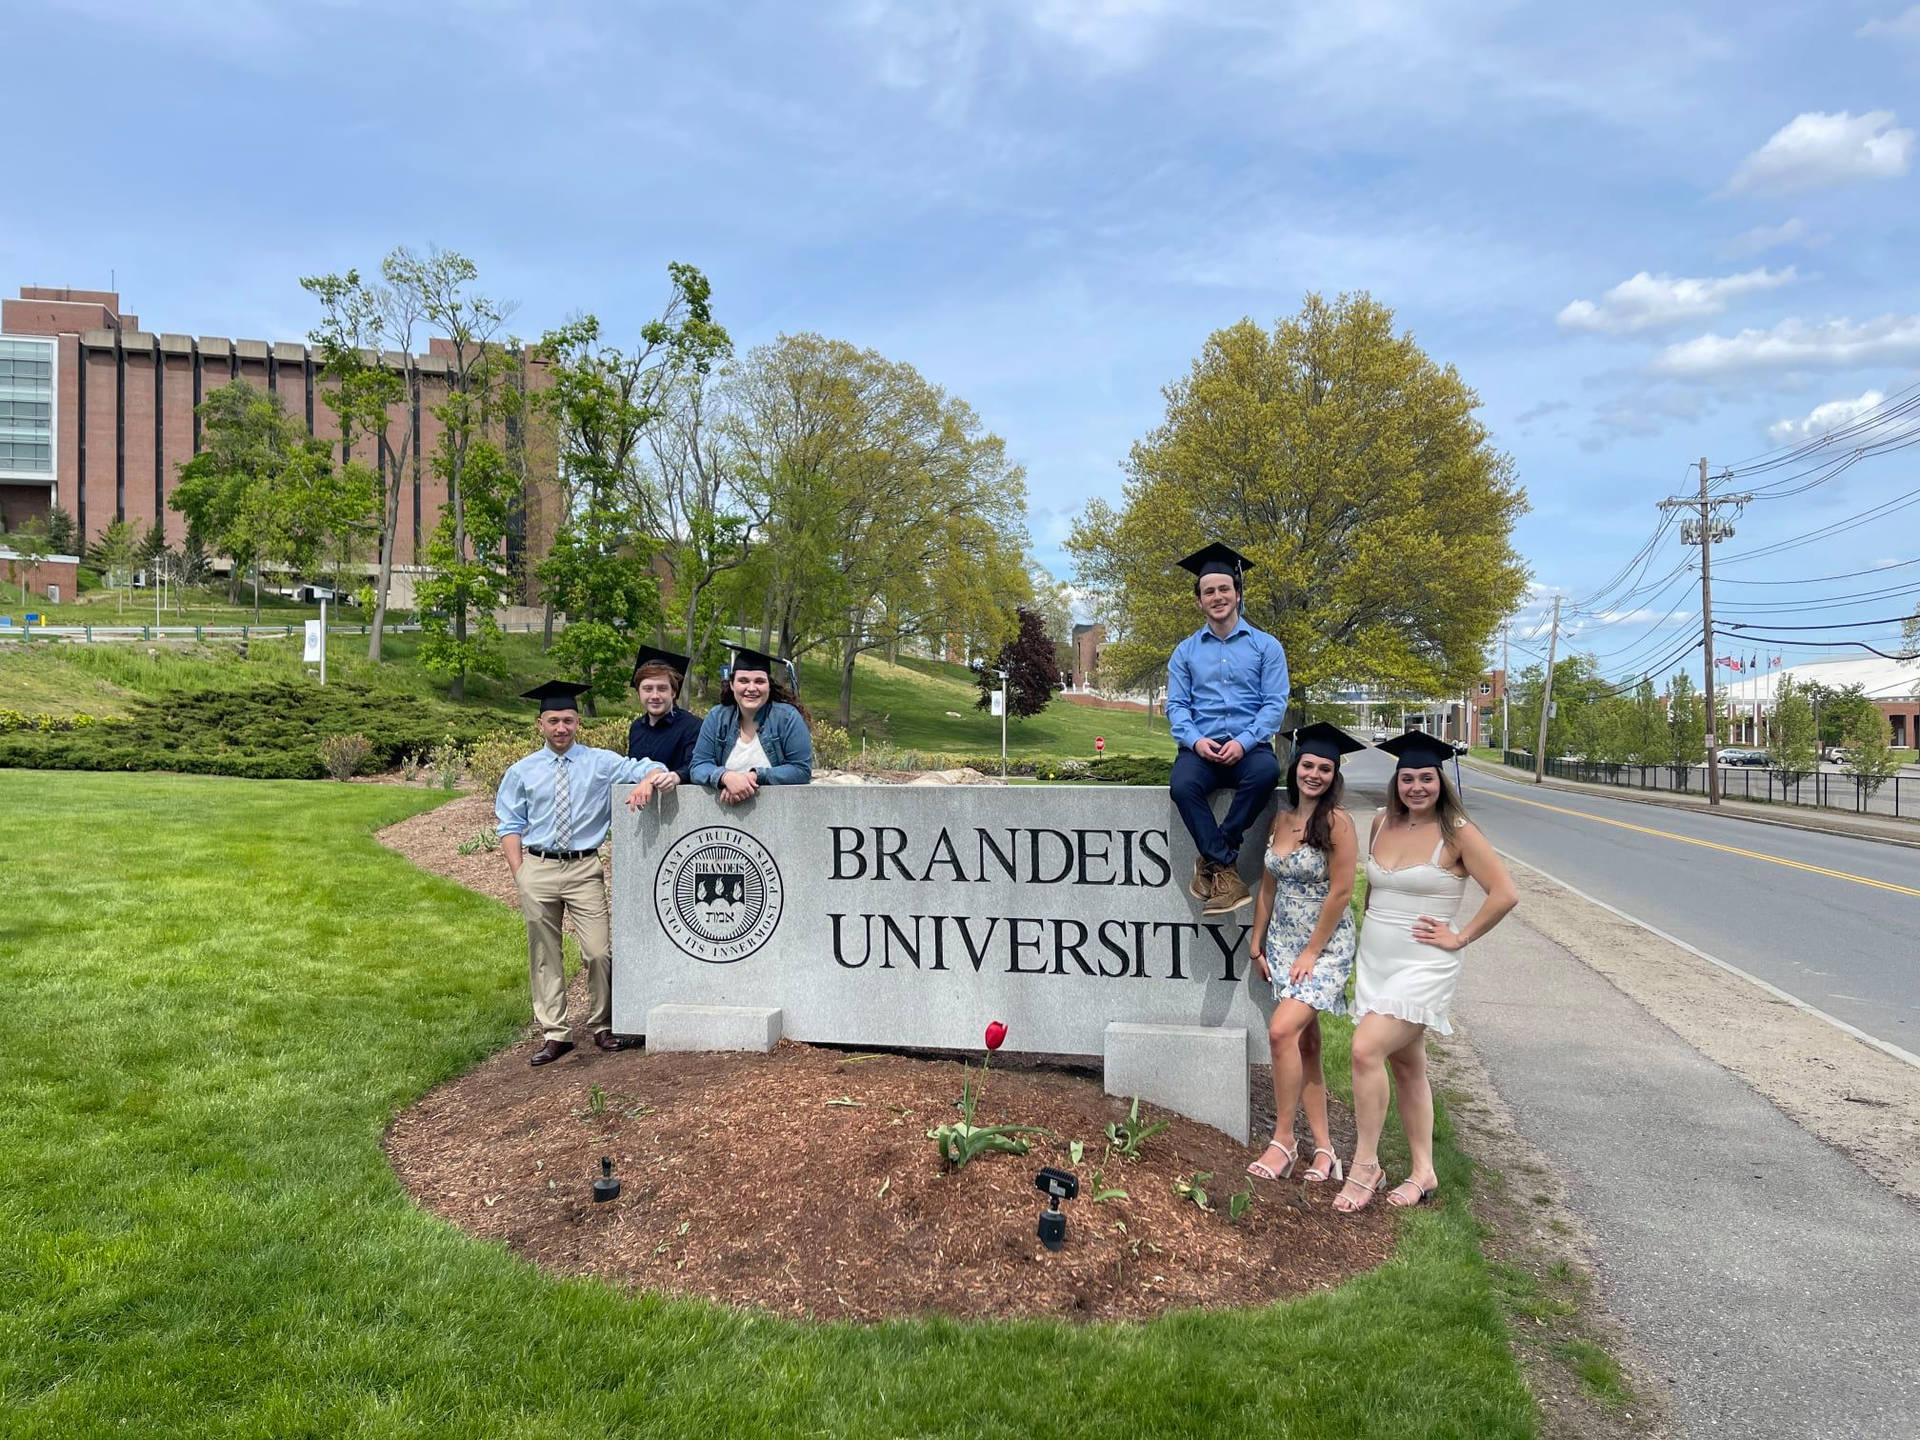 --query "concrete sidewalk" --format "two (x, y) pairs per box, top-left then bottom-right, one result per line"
(1462, 756), (1920, 850)
(1453, 915), (1920, 1438)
